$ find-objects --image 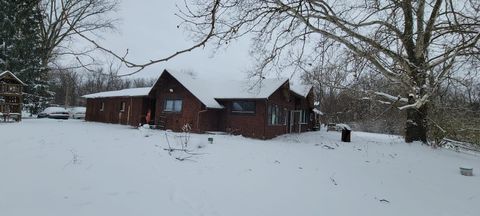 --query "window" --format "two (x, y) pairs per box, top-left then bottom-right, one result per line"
(268, 104), (286, 125)
(164, 99), (182, 112)
(231, 101), (255, 114)
(100, 102), (104, 111)
(8, 85), (19, 93)
(120, 101), (126, 112)
(300, 110), (309, 124)
(5, 96), (18, 103)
